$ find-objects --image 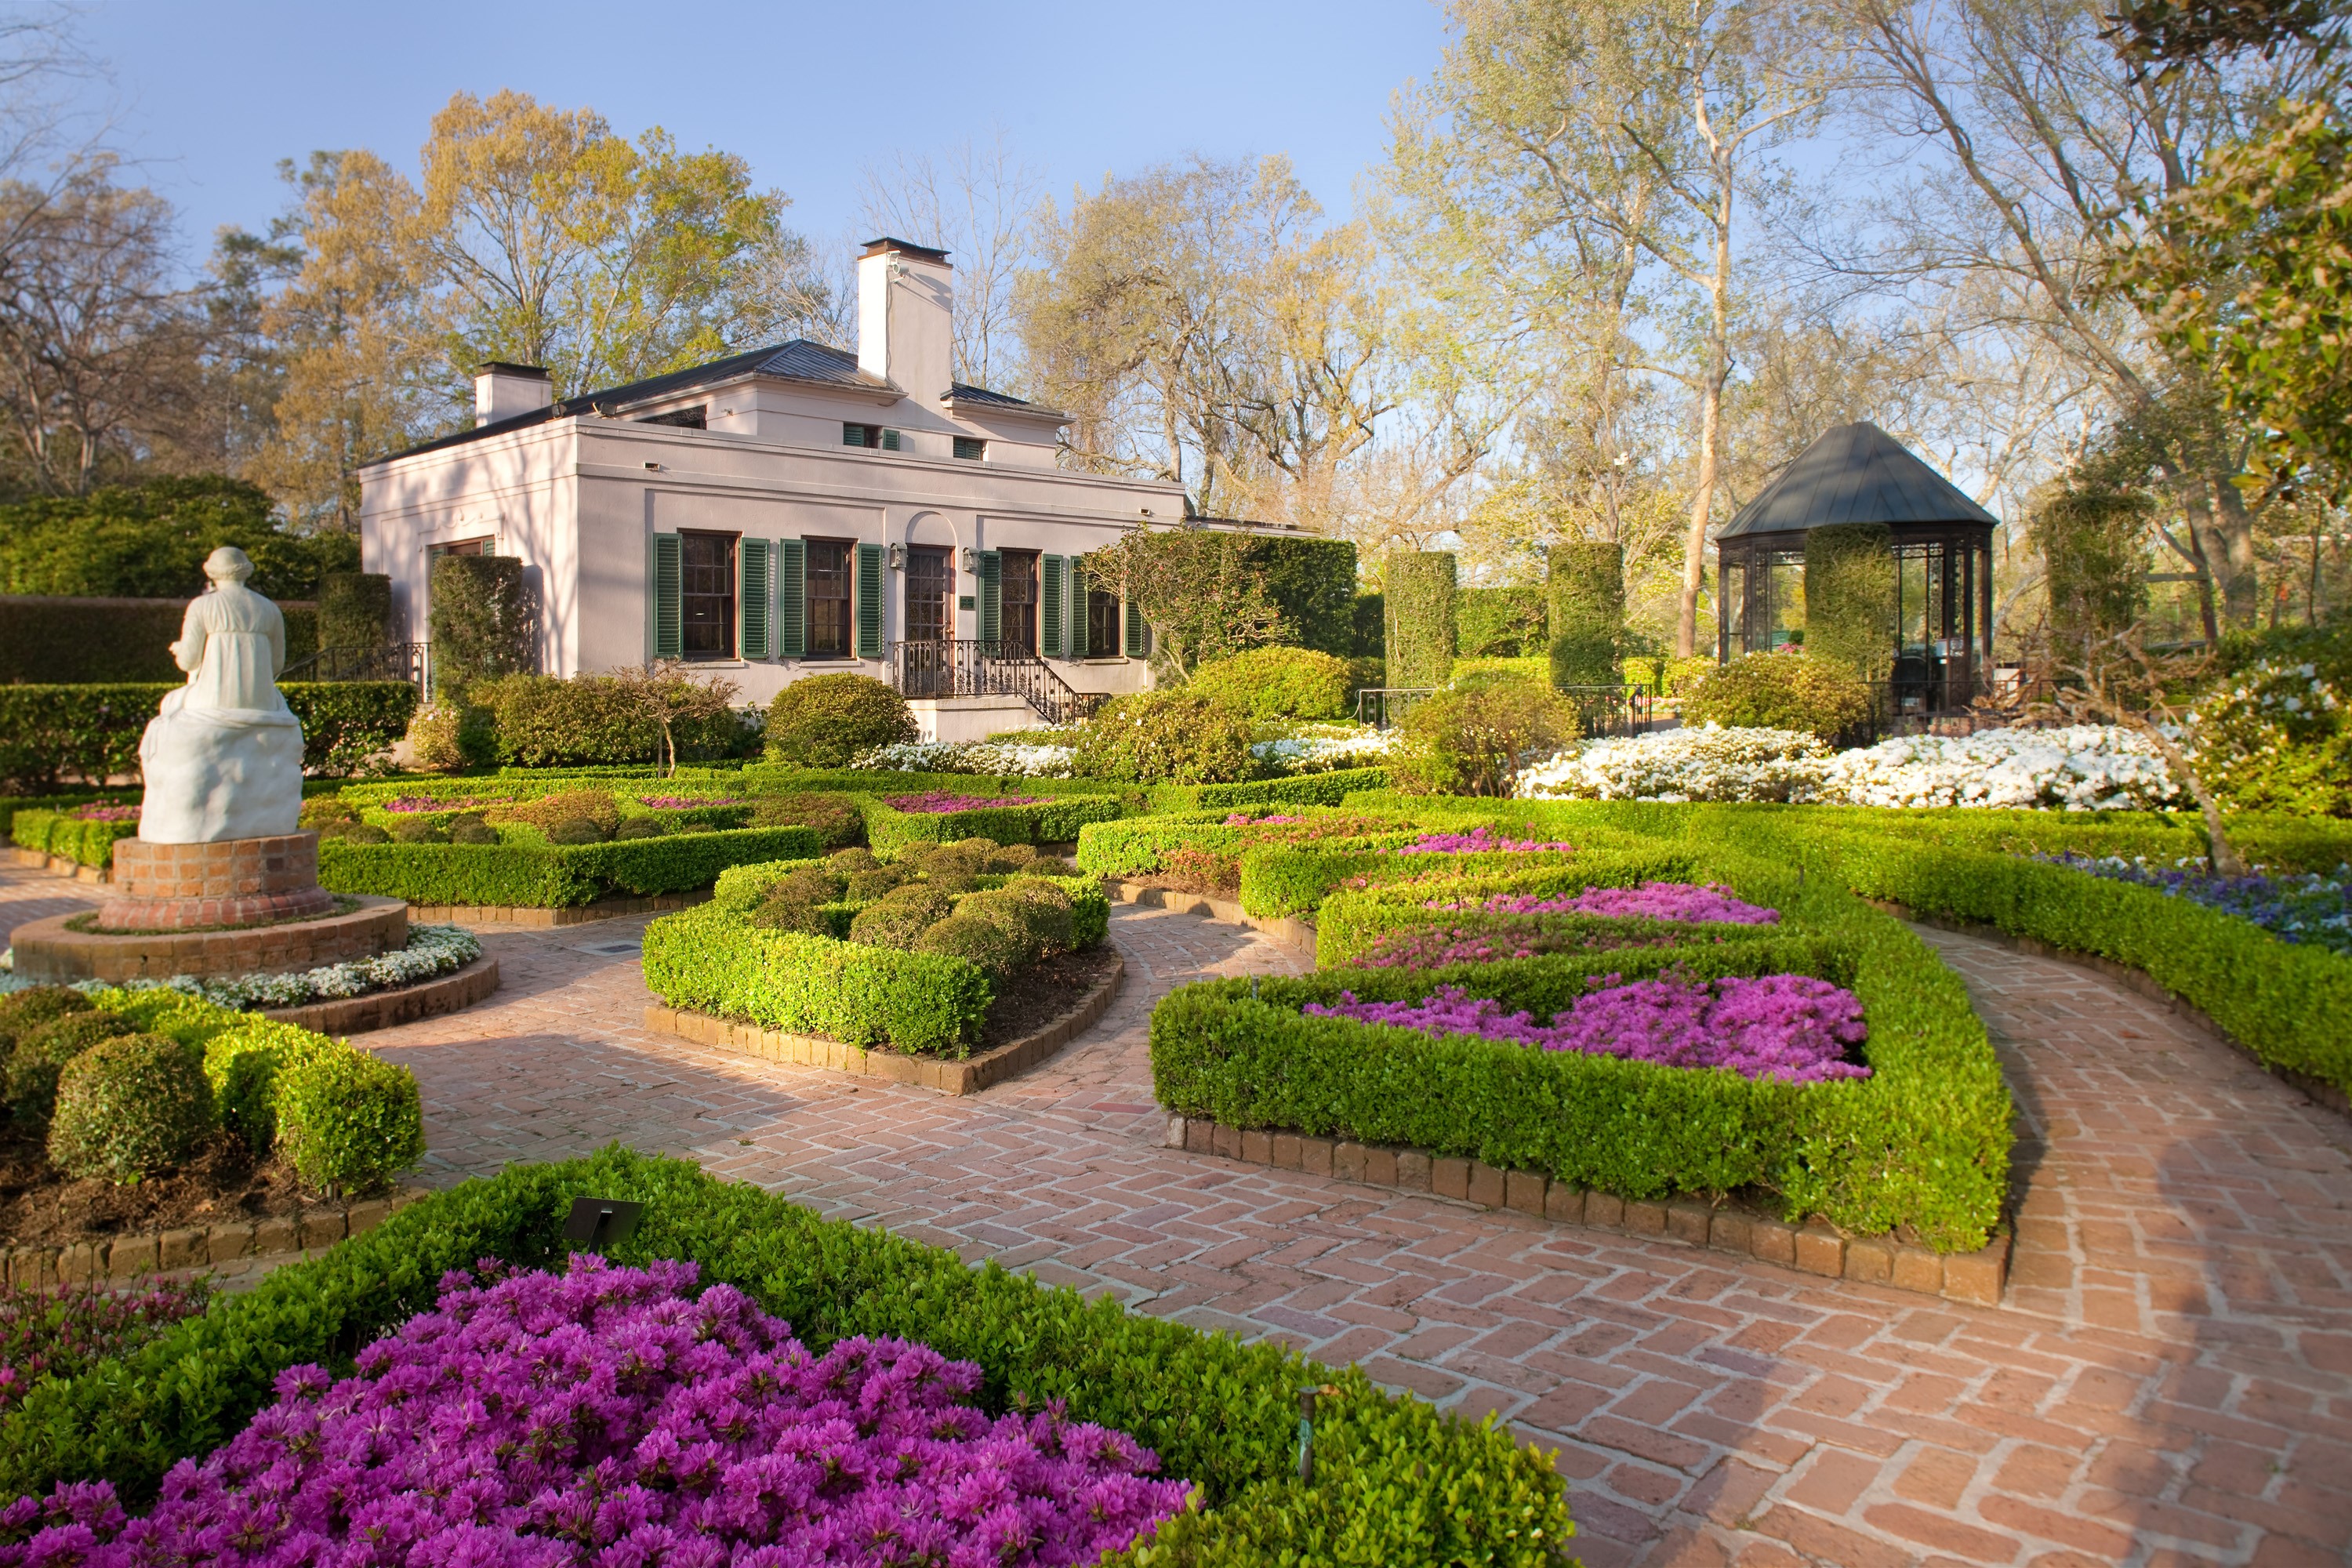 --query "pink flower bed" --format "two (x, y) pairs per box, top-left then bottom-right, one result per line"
(637, 795), (741, 810)
(379, 795), (498, 814)
(1305, 975), (1870, 1083)
(65, 804), (138, 823)
(0, 1258), (1191, 1567)
(1396, 826), (1574, 855)
(1222, 812), (1305, 826)
(1468, 881), (1779, 926)
(885, 791), (1044, 814)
